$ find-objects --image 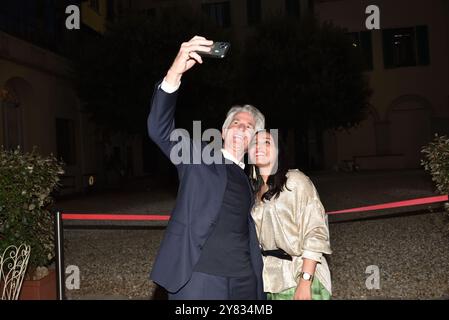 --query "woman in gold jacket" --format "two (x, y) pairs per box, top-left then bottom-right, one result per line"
(248, 130), (332, 300)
